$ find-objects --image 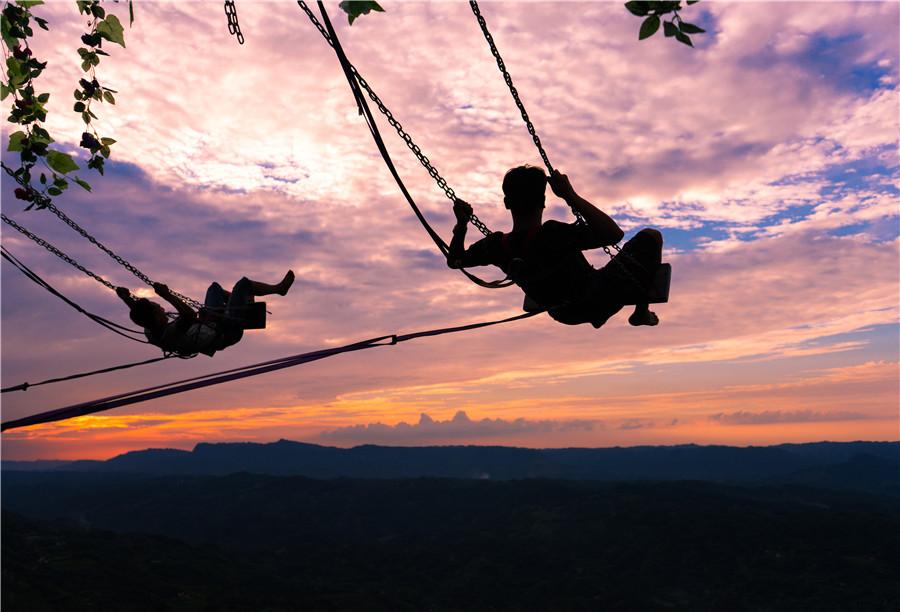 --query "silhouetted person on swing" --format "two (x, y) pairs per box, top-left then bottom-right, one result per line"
(115, 271), (295, 357)
(448, 166), (662, 328)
